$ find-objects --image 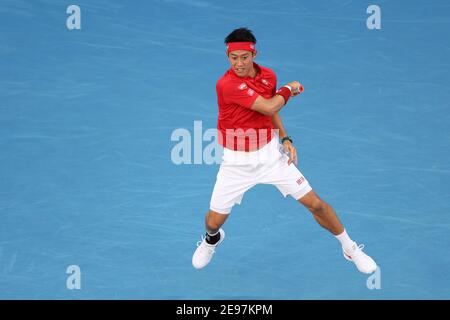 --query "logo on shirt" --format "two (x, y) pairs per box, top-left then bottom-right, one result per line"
(238, 83), (247, 90)
(296, 177), (305, 185)
(247, 88), (255, 96)
(261, 79), (269, 85)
